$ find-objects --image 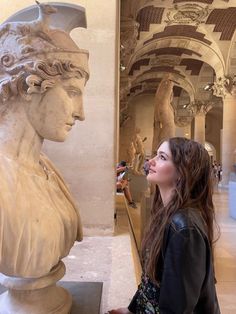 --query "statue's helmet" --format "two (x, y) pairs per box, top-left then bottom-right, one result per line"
(0, 2), (89, 102)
